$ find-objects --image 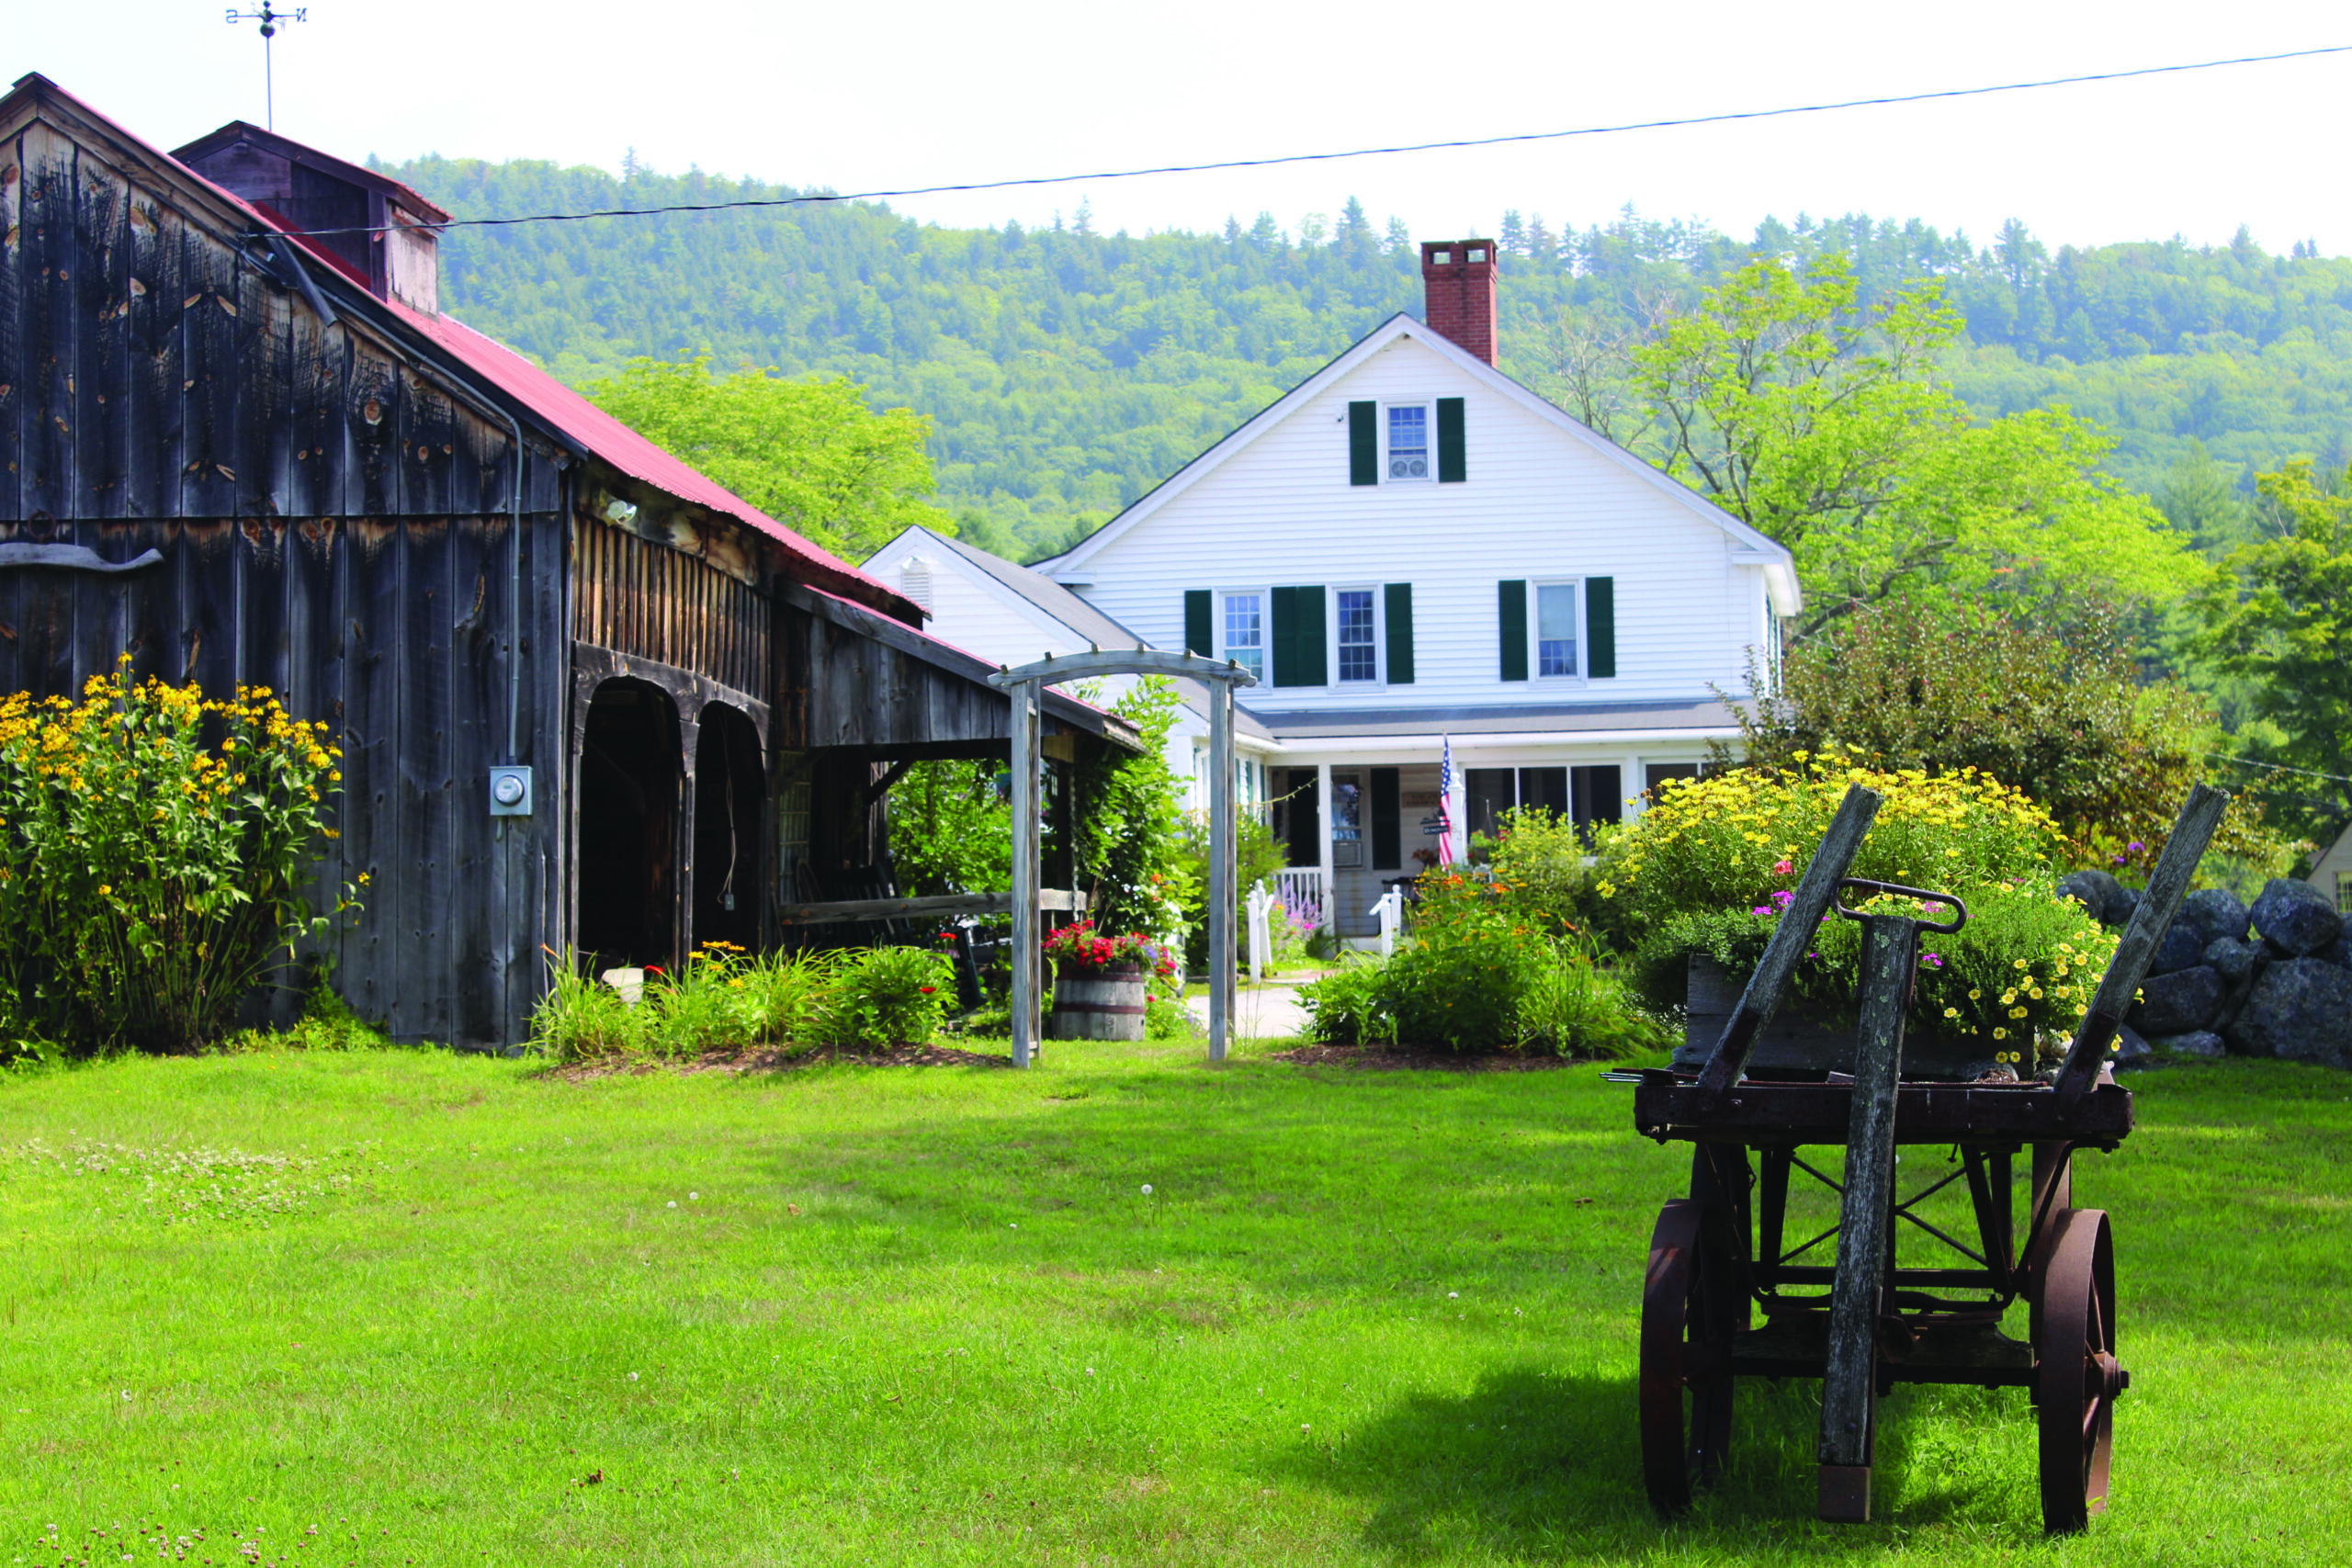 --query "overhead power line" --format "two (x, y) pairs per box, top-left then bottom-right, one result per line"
(277, 42), (2352, 240)
(2198, 752), (2352, 787)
